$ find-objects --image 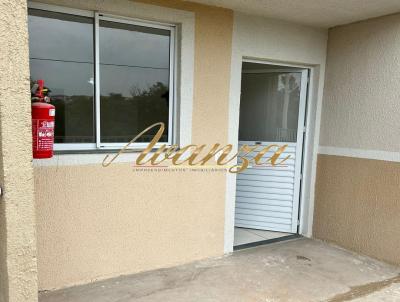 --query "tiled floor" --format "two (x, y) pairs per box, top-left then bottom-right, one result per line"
(233, 227), (292, 246)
